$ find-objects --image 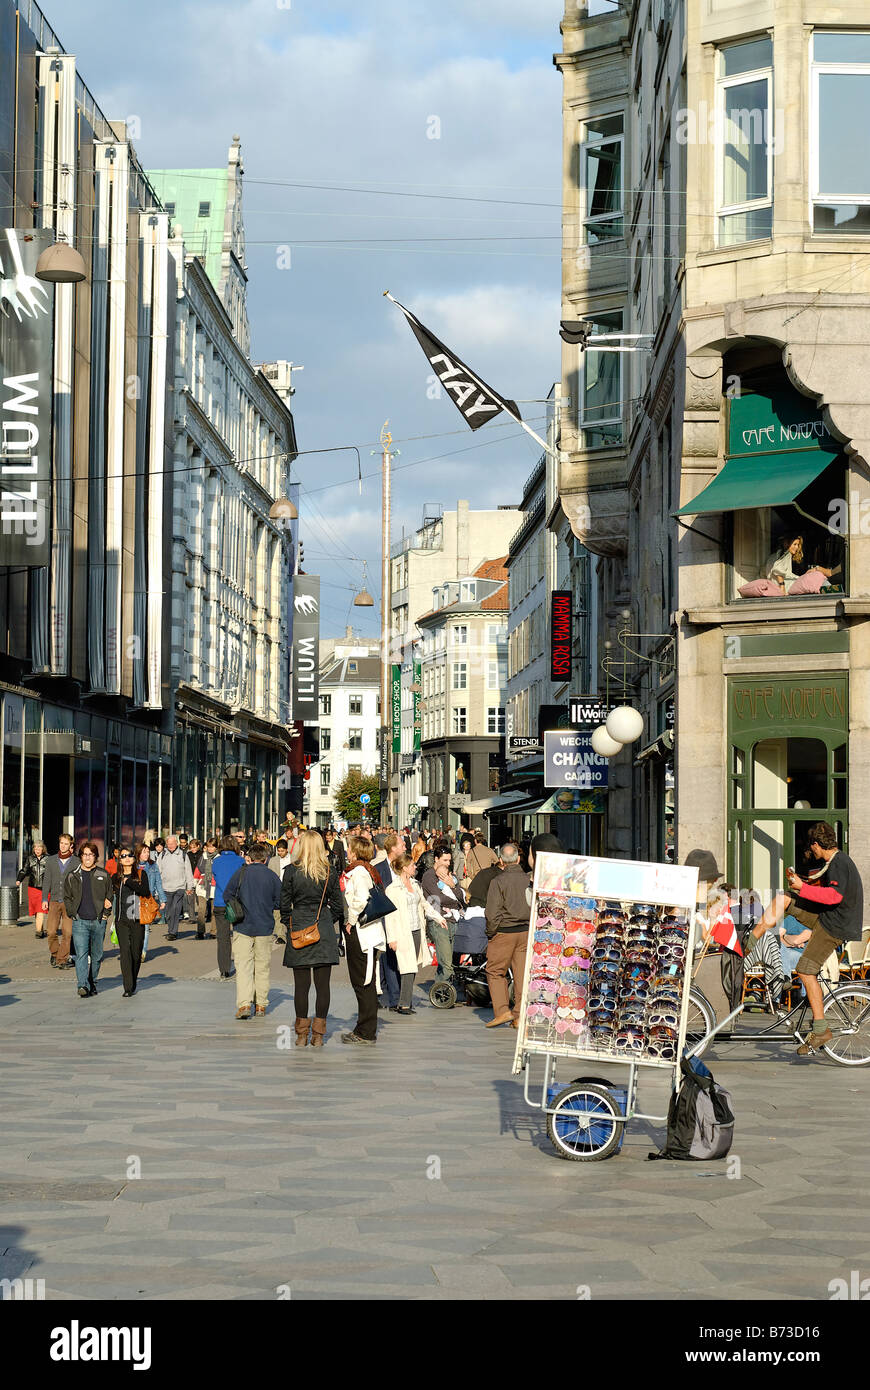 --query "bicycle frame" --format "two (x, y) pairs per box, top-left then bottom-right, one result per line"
(697, 973), (870, 1046)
